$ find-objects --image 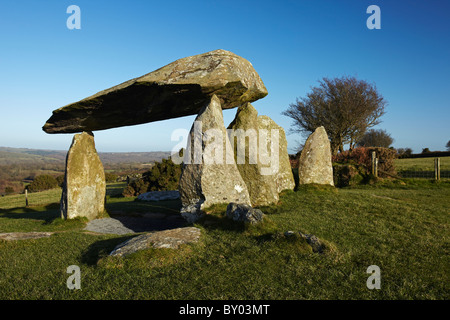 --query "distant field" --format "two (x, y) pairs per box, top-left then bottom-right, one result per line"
(395, 157), (450, 178)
